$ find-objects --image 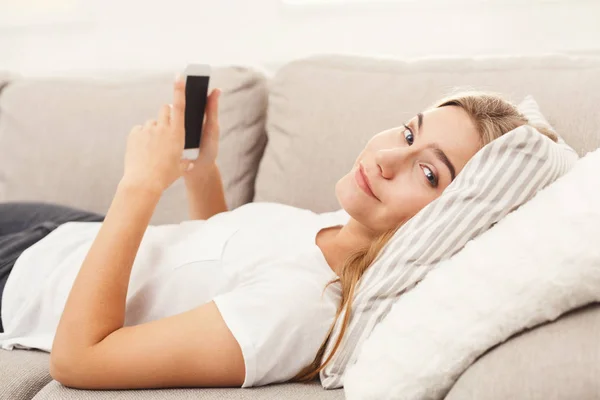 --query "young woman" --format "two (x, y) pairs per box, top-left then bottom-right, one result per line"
(0, 77), (556, 390)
